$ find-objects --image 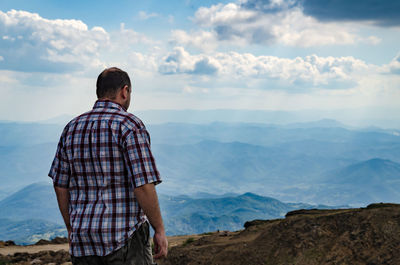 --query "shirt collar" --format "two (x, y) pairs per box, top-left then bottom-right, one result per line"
(93, 99), (126, 111)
